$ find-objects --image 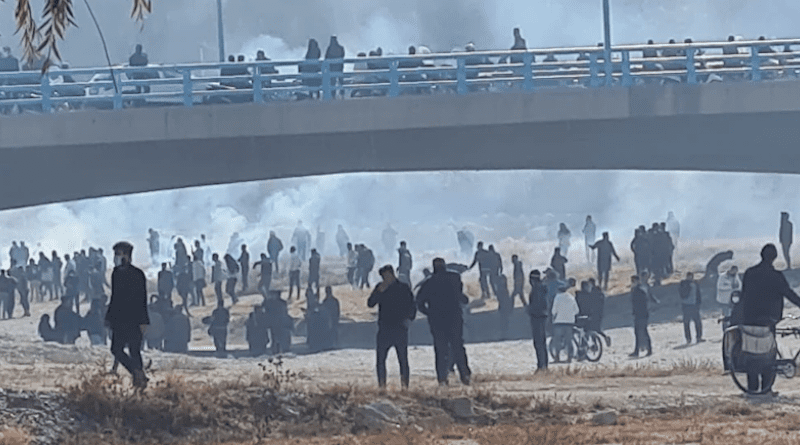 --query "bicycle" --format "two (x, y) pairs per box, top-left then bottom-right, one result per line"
(548, 318), (605, 363)
(722, 315), (800, 395)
